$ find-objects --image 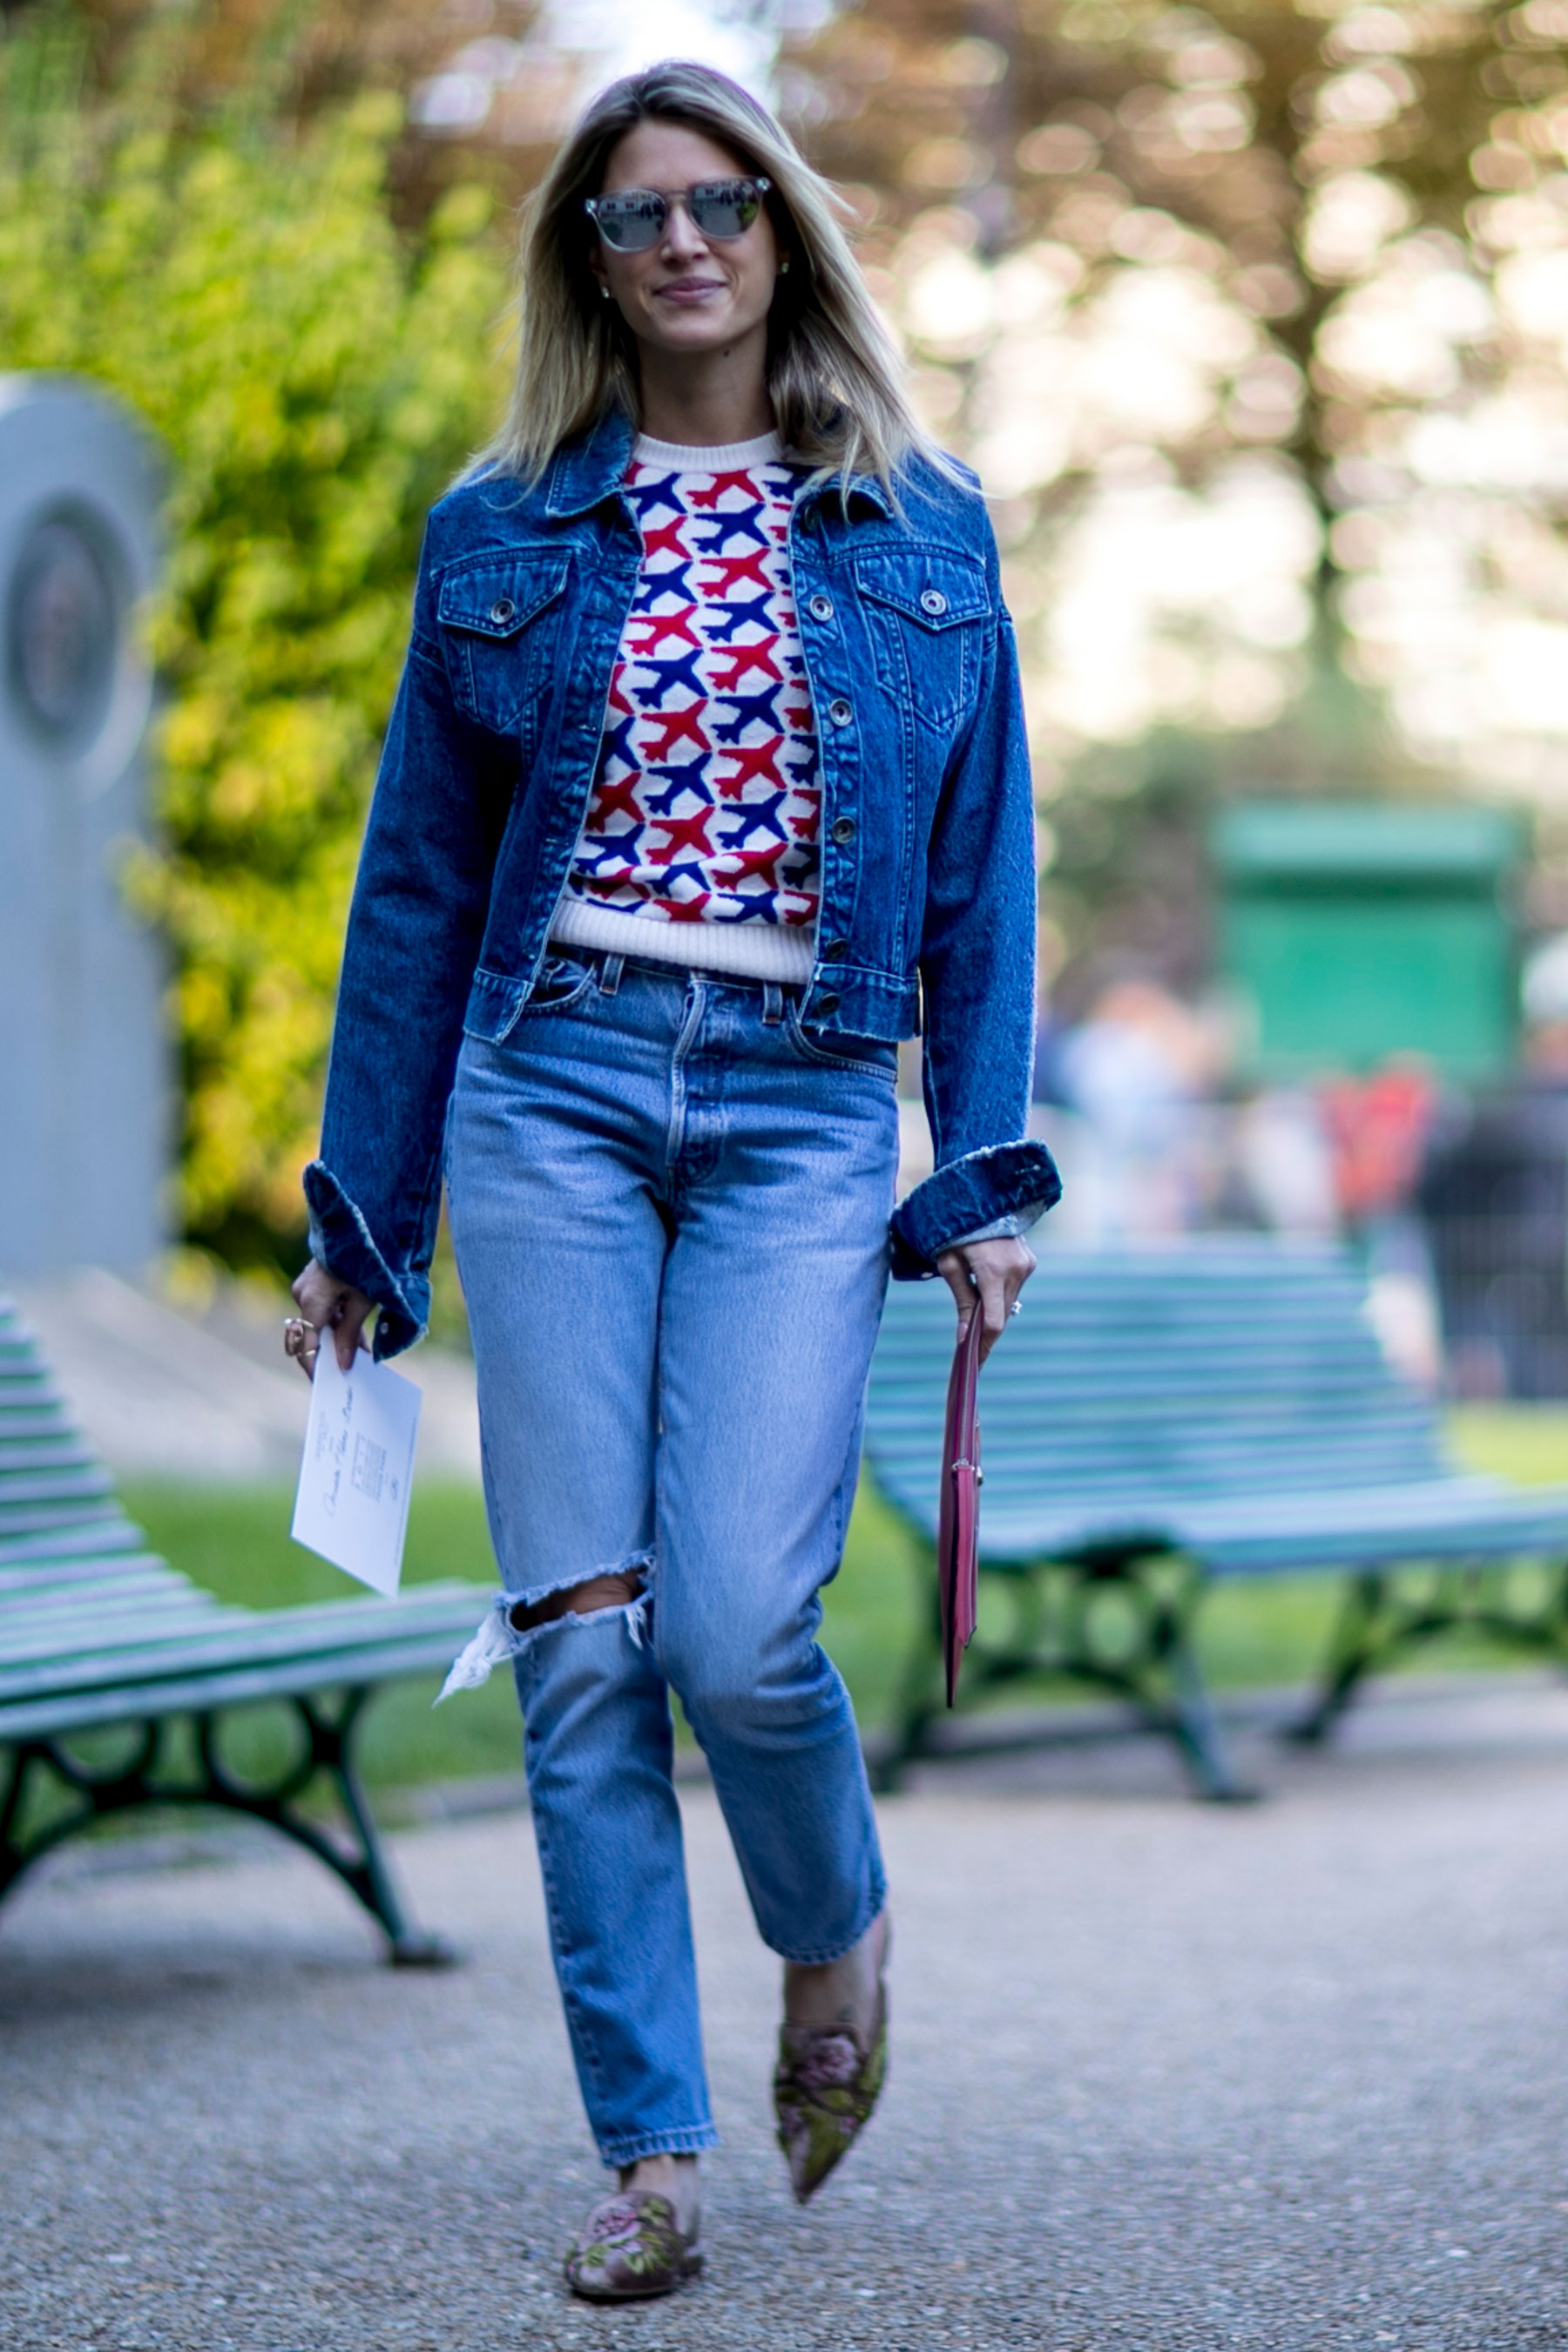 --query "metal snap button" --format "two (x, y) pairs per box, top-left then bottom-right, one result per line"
(823, 936), (848, 961)
(831, 816), (856, 845)
(828, 697), (852, 727)
(489, 597), (517, 625)
(920, 588), (948, 617)
(815, 992), (841, 1016)
(809, 593), (834, 622)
